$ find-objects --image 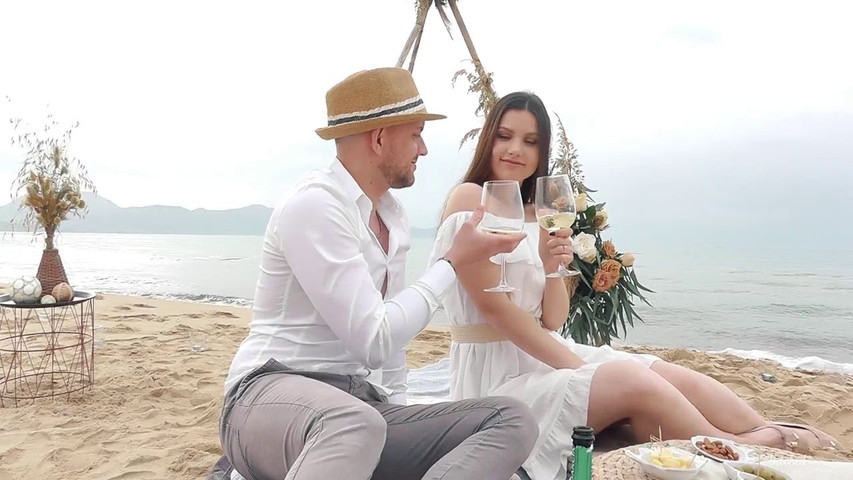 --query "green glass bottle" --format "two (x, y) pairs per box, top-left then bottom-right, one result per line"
(570, 426), (594, 480)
